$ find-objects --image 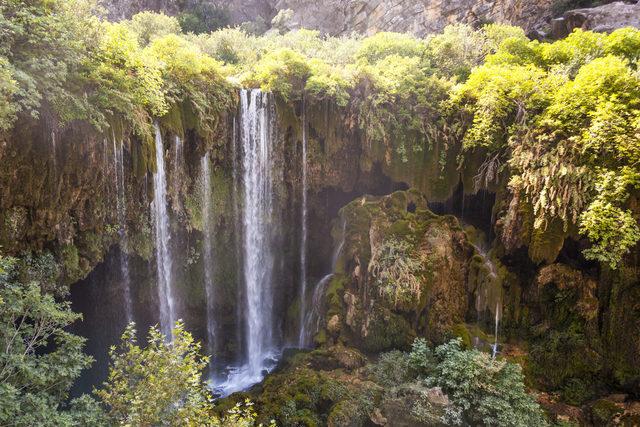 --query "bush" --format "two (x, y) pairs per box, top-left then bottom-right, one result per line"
(423, 339), (548, 426)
